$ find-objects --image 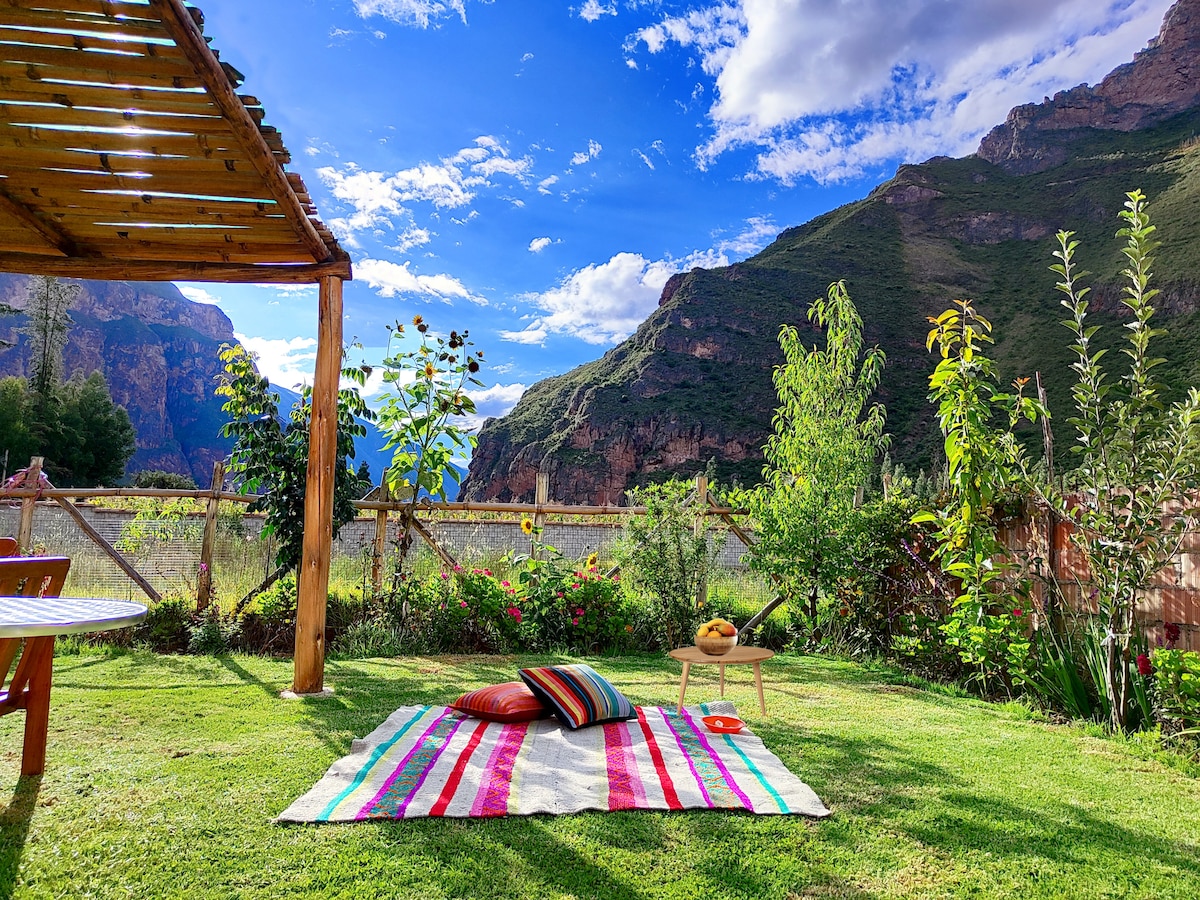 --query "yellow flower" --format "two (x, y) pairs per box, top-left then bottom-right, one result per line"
(412, 314), (424, 326)
(586, 552), (598, 568)
(521, 517), (534, 535)
(424, 362), (435, 378)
